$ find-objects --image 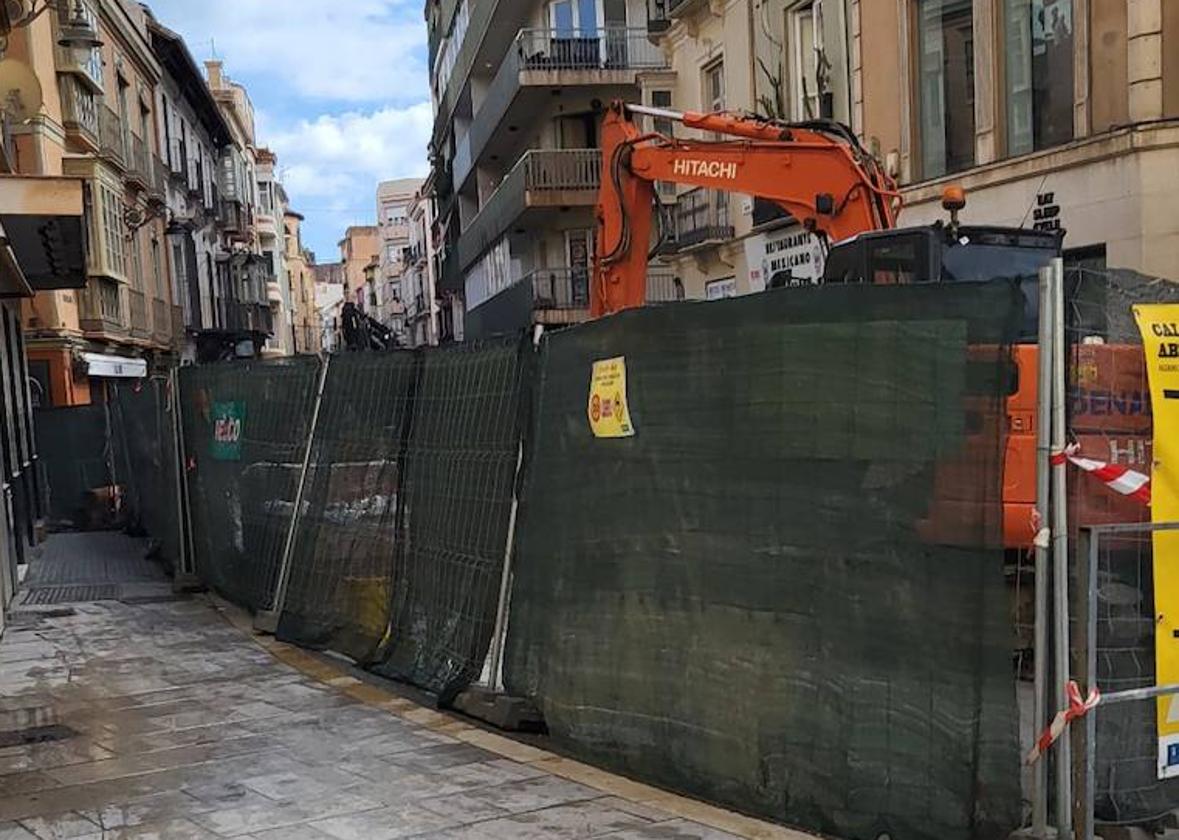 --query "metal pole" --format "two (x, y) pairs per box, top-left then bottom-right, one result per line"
(169, 368), (190, 583)
(486, 440), (523, 692)
(485, 324), (543, 691)
(1033, 263), (1054, 838)
(1082, 527), (1098, 840)
(255, 354), (331, 634)
(1051, 256), (1073, 839)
